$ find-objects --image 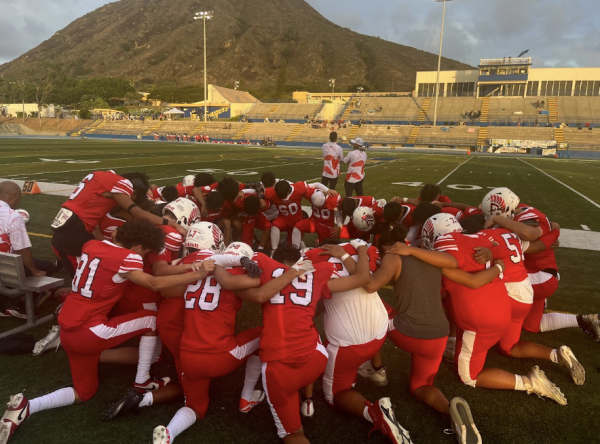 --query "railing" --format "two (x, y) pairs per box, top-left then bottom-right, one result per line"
(479, 57), (532, 66)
